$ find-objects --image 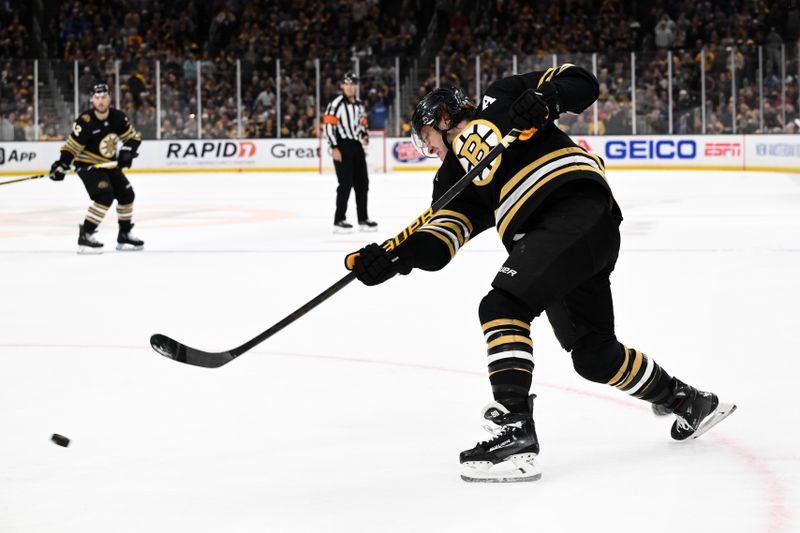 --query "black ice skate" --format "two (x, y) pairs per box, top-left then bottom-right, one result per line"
(665, 379), (736, 441)
(117, 224), (144, 251)
(333, 220), (353, 234)
(651, 403), (672, 416)
(78, 224), (103, 255)
(358, 219), (378, 232)
(460, 395), (541, 483)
